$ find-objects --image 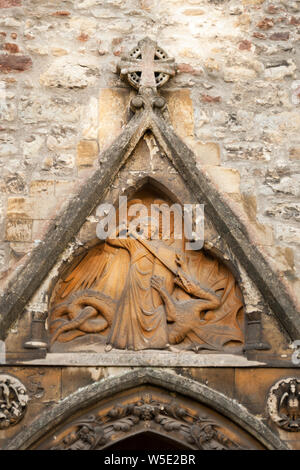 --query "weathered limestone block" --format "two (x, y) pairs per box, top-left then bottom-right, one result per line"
(266, 175), (300, 198)
(69, 16), (98, 35)
(263, 245), (295, 275)
(275, 225), (300, 247)
(289, 147), (300, 160)
(265, 203), (300, 223)
(265, 61), (297, 80)
(19, 96), (80, 124)
(0, 102), (16, 121)
(0, 134), (17, 156)
(188, 140), (221, 166)
(163, 89), (194, 142)
(0, 173), (25, 194)
(40, 56), (100, 89)
(0, 0), (21, 6)
(224, 142), (270, 161)
(46, 127), (77, 152)
(203, 166), (241, 194)
(23, 136), (44, 161)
